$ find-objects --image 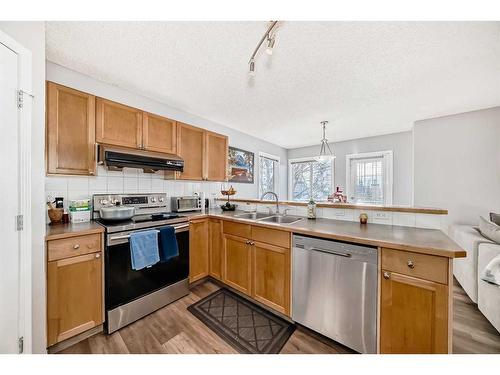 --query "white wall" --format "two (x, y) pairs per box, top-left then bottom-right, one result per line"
(287, 131), (413, 205)
(0, 21), (46, 354)
(46, 62), (288, 200)
(414, 107), (500, 230)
